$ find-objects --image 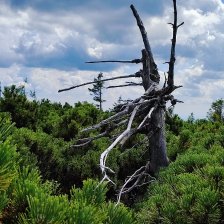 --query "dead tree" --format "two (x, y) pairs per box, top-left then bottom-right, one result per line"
(58, 0), (183, 203)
